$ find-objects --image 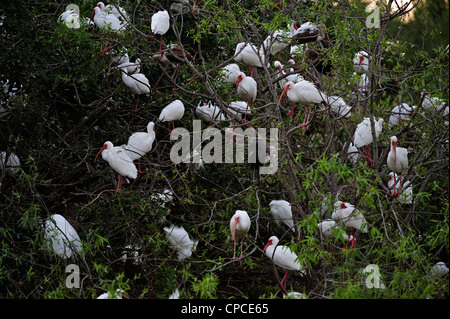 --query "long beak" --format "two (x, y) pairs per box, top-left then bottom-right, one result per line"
(89, 10), (95, 25)
(236, 77), (242, 89)
(393, 142), (397, 163)
(263, 242), (271, 252)
(278, 86), (288, 105)
(94, 145), (106, 162)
